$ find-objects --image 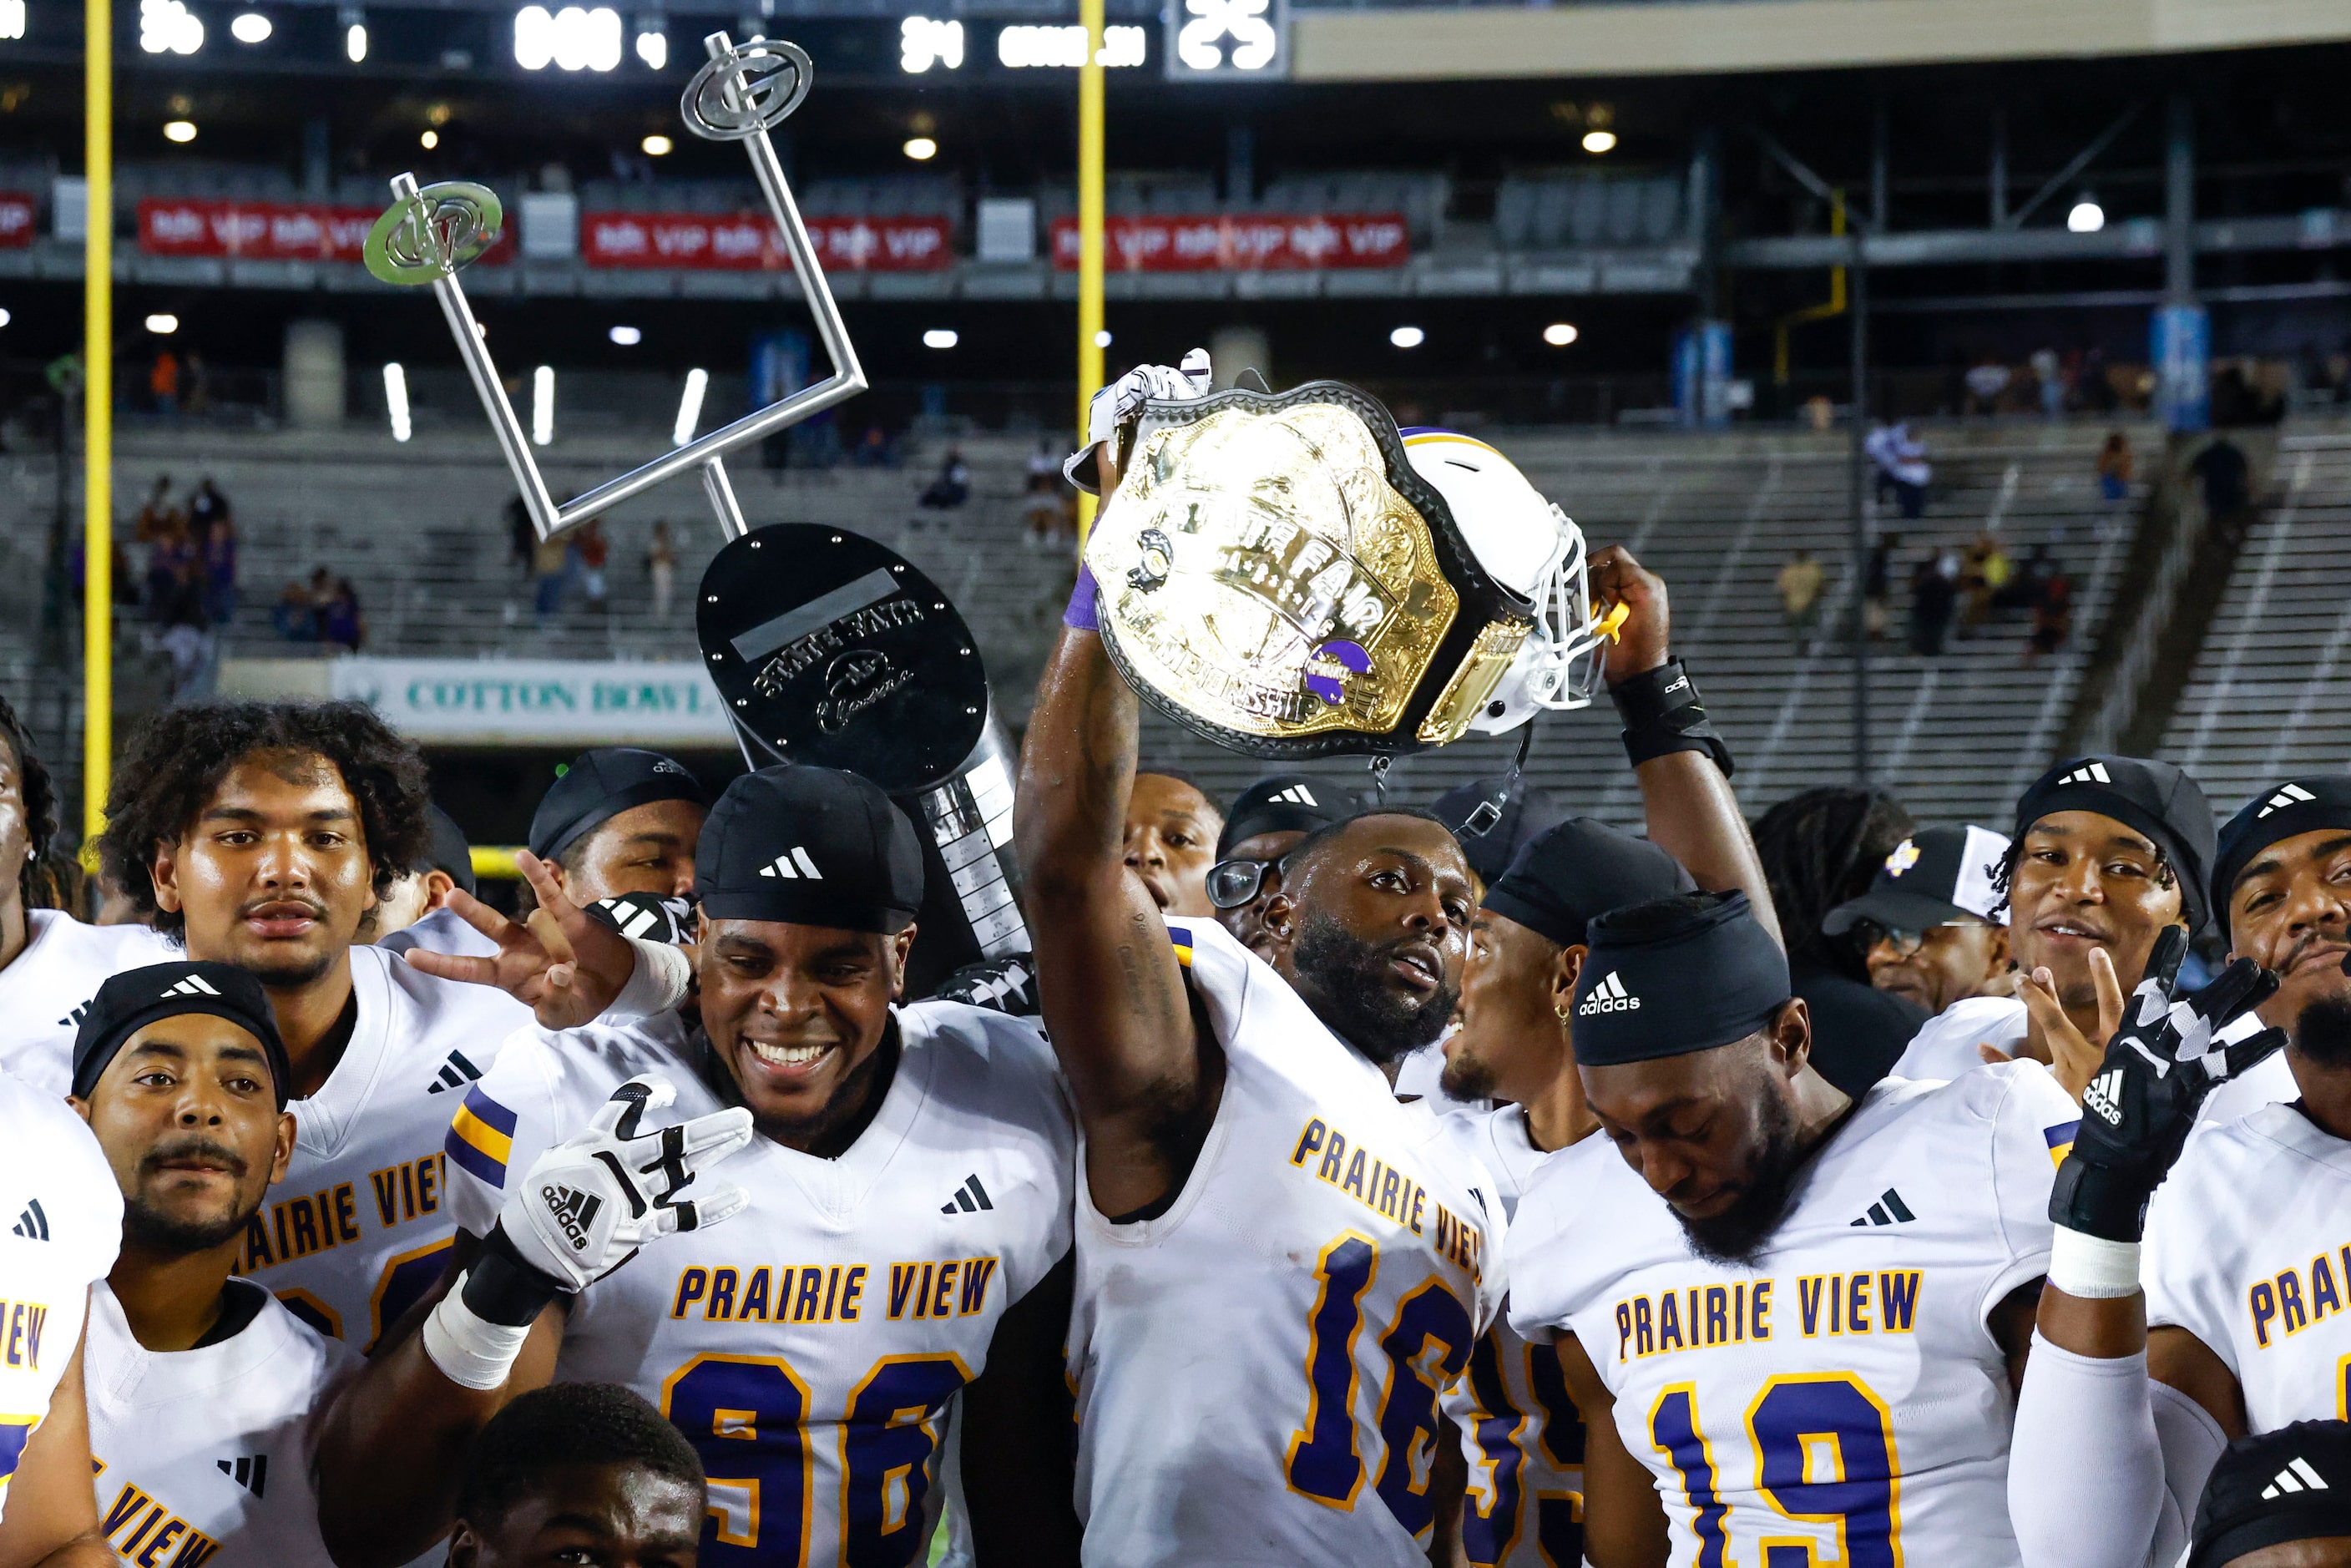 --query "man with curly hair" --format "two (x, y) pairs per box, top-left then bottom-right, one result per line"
(0, 692), (175, 1095)
(94, 700), (532, 1353)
